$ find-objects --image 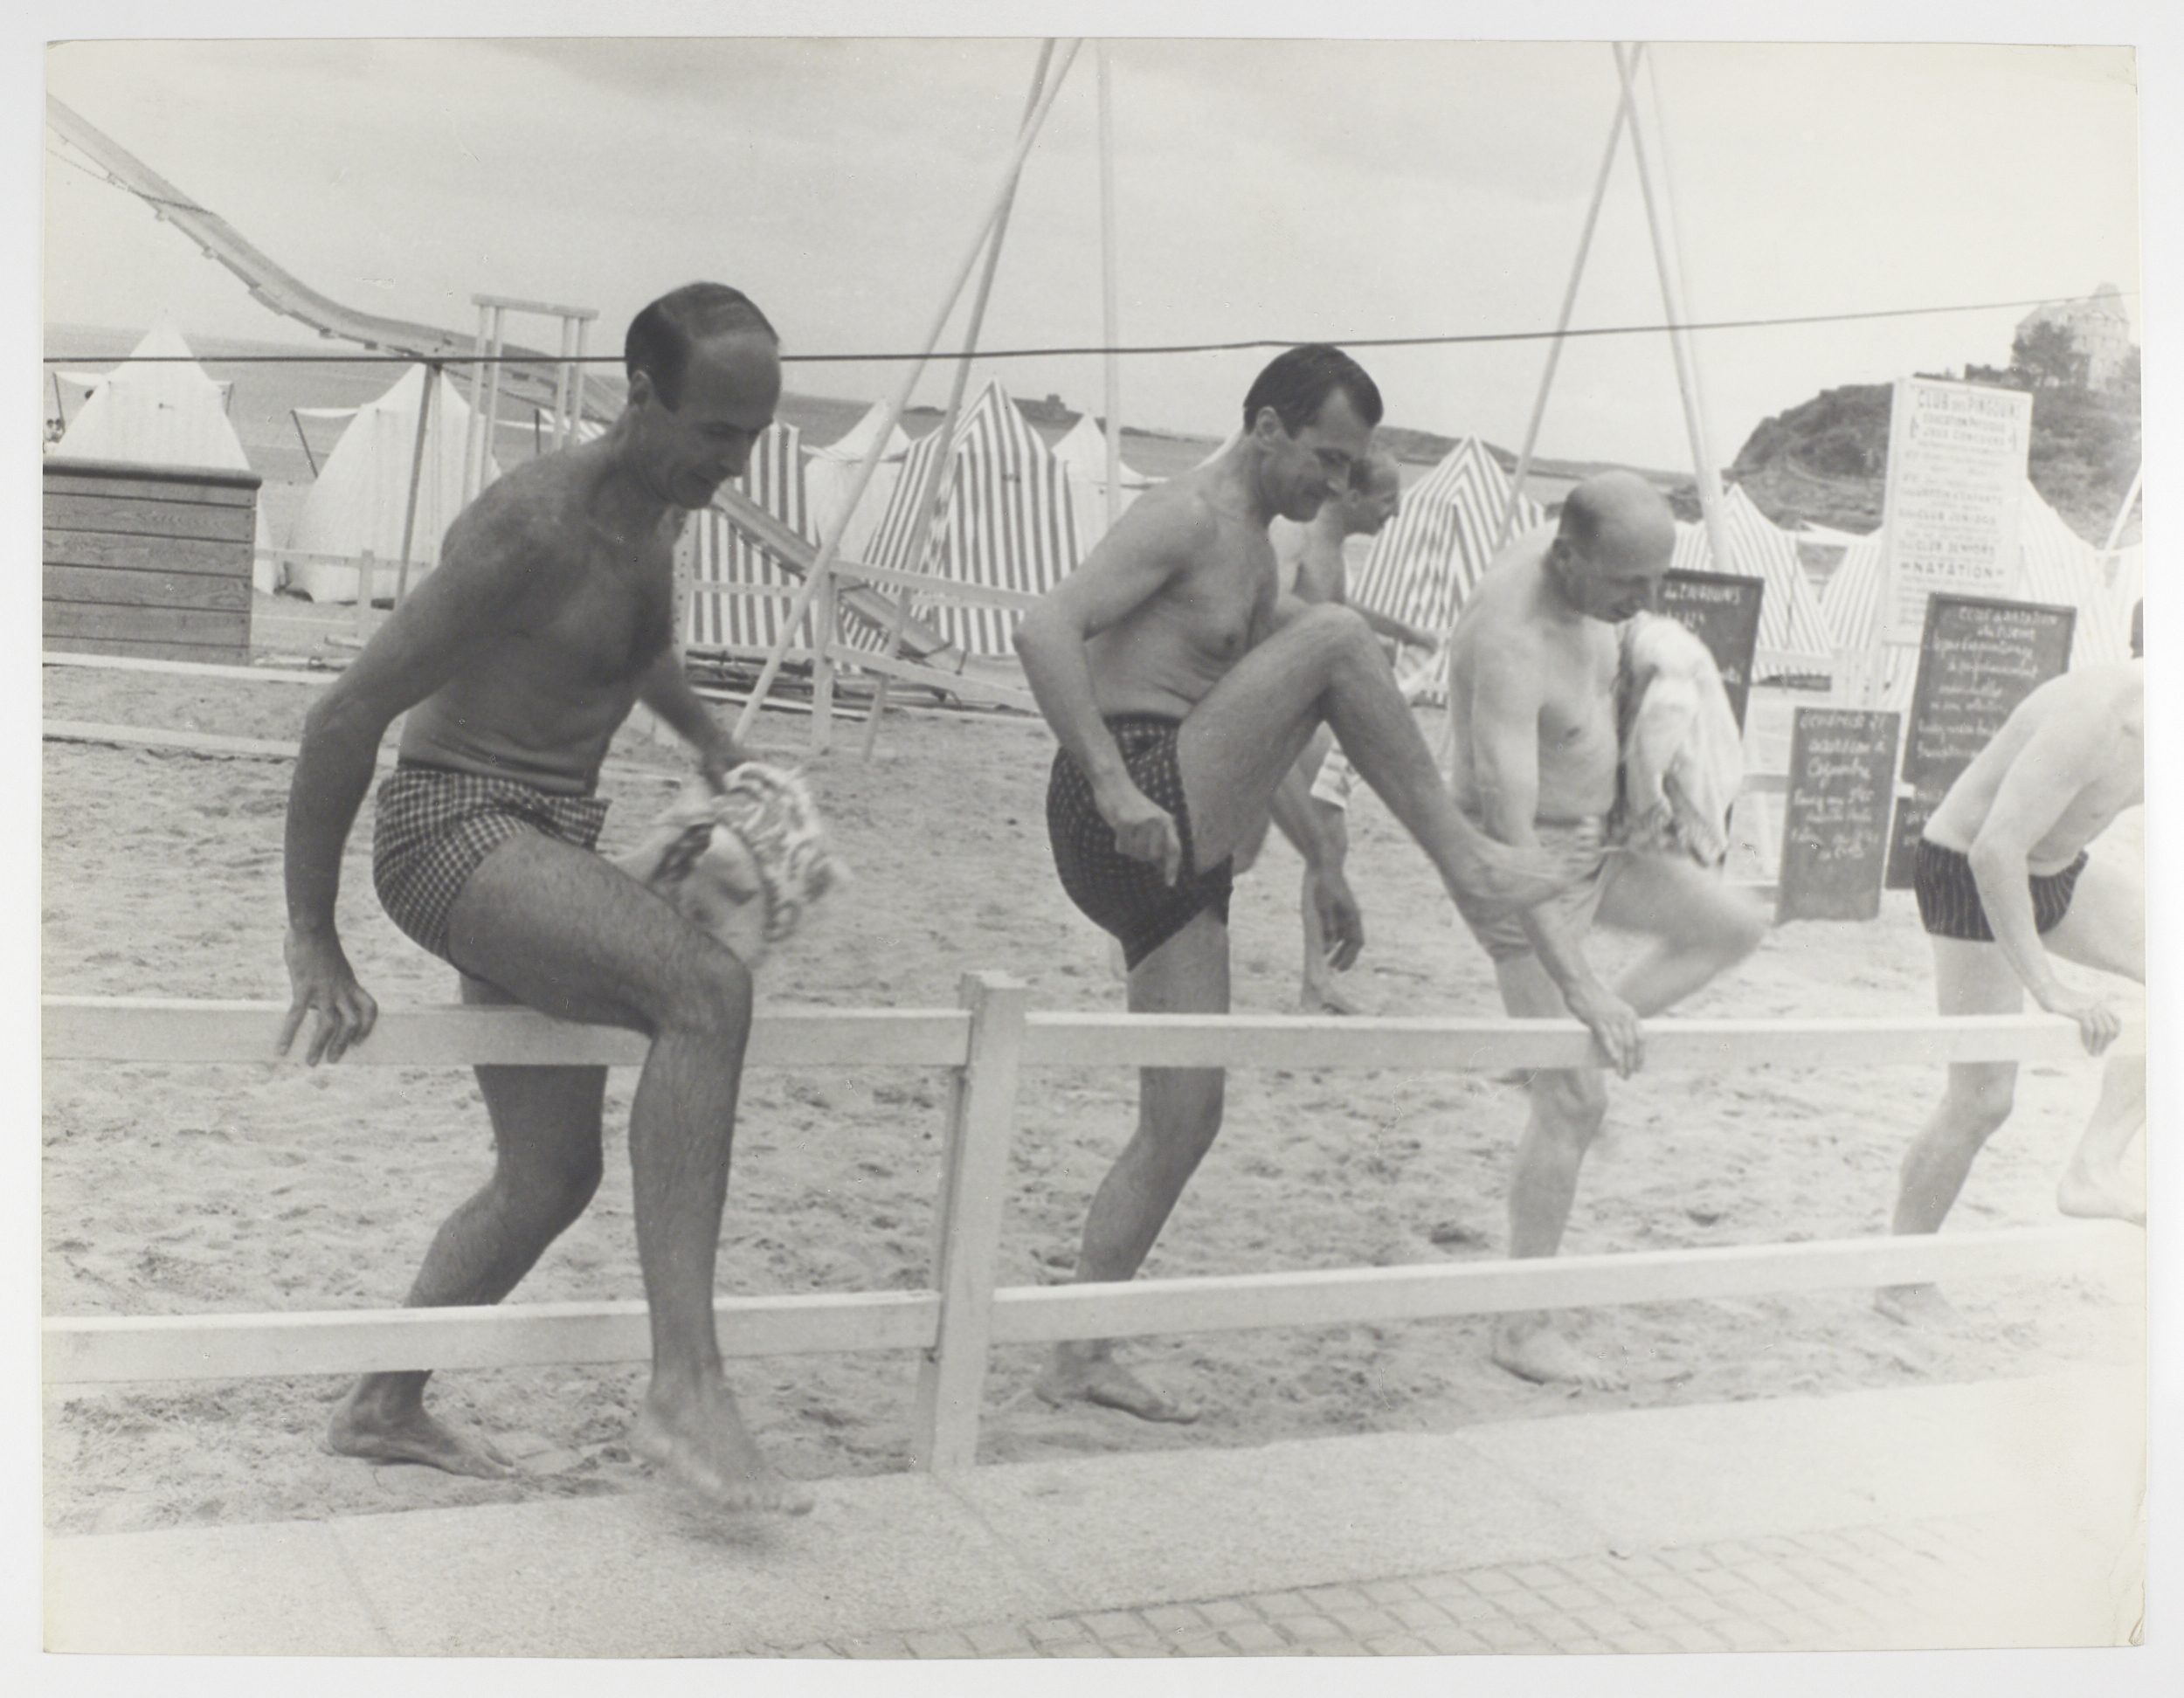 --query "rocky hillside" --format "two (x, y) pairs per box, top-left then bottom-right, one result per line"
(1727, 372), (2139, 544)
